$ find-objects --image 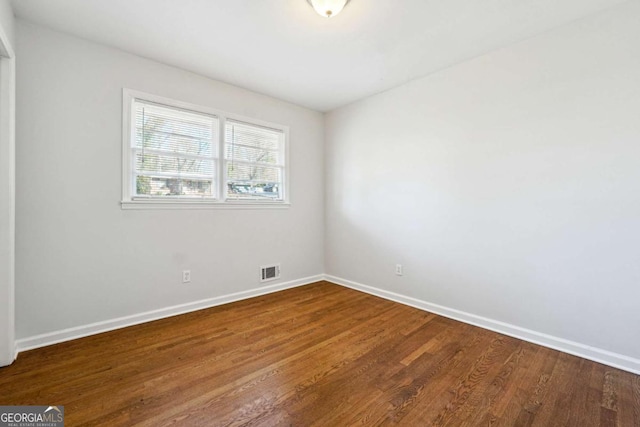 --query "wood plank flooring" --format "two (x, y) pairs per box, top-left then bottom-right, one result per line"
(1, 281), (639, 426)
